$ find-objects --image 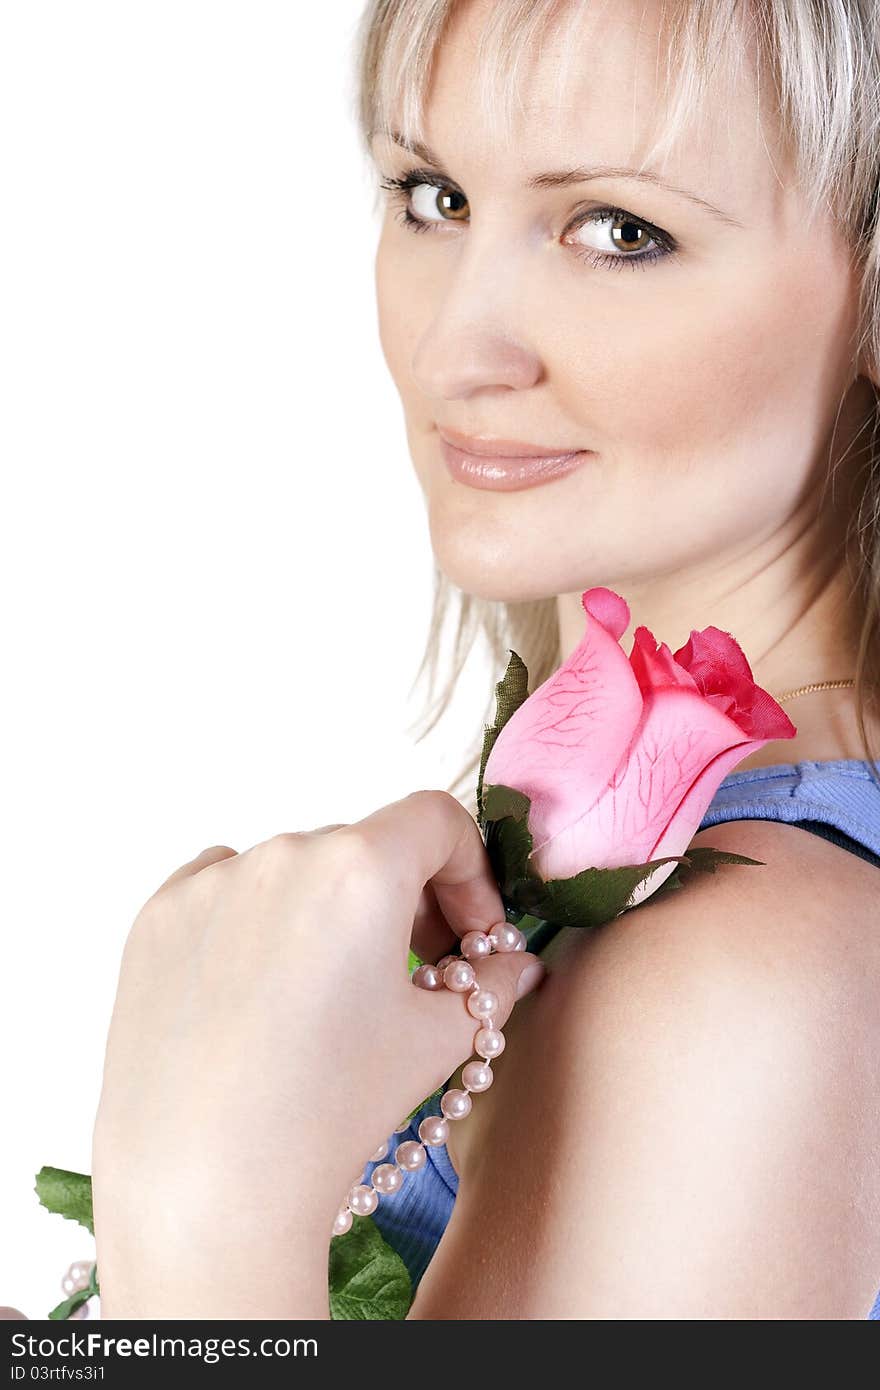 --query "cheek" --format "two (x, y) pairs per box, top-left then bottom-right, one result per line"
(579, 249), (854, 476)
(374, 231), (425, 399)
(374, 237), (403, 377)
